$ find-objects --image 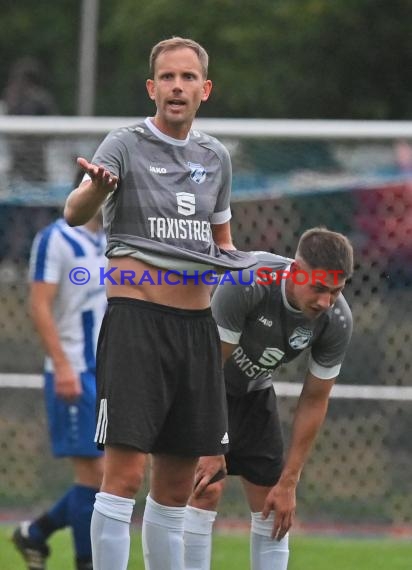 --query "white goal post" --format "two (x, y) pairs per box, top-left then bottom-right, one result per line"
(1, 117), (412, 526)
(0, 116), (412, 139)
(2, 373), (412, 402)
